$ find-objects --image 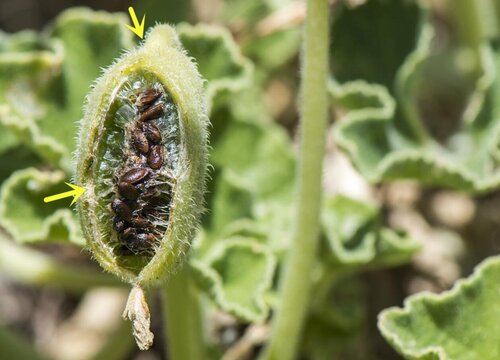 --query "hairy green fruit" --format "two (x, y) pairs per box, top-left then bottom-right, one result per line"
(74, 24), (208, 349)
